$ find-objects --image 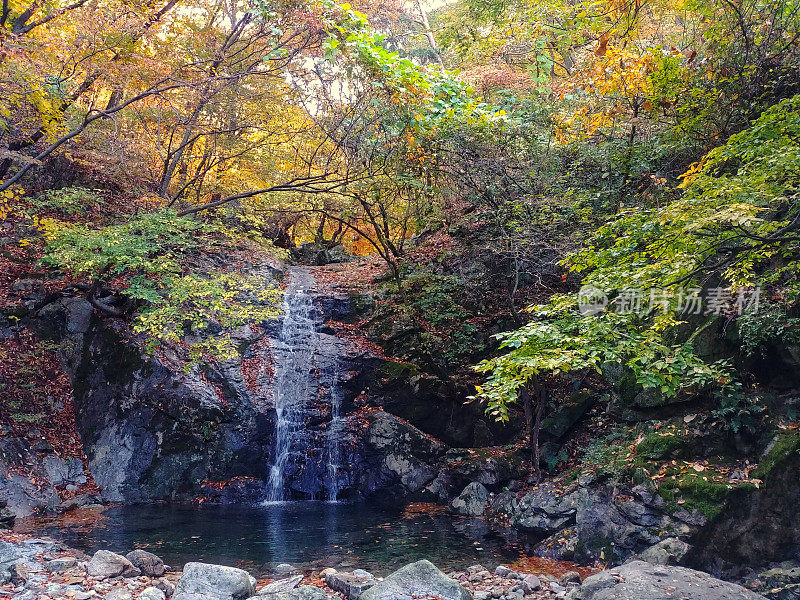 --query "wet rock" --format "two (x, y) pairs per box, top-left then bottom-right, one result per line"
(126, 549), (165, 577)
(139, 587), (167, 600)
(359, 560), (471, 600)
(173, 562), (256, 600)
(574, 561), (767, 600)
(325, 571), (375, 598)
(87, 550), (140, 579)
(451, 482), (489, 517)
